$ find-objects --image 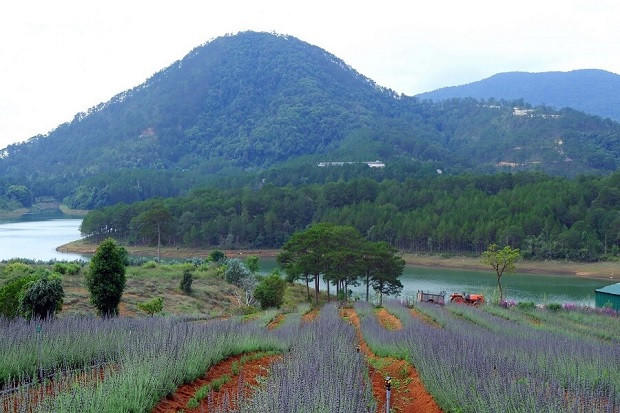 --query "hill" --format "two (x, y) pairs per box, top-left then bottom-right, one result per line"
(417, 69), (620, 121)
(0, 32), (618, 208)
